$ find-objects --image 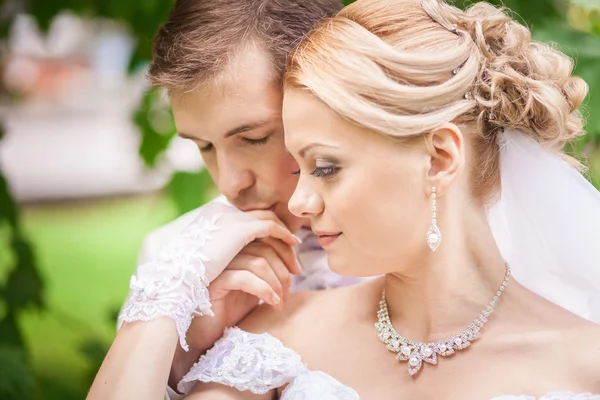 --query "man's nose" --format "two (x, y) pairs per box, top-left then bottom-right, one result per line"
(216, 155), (254, 200)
